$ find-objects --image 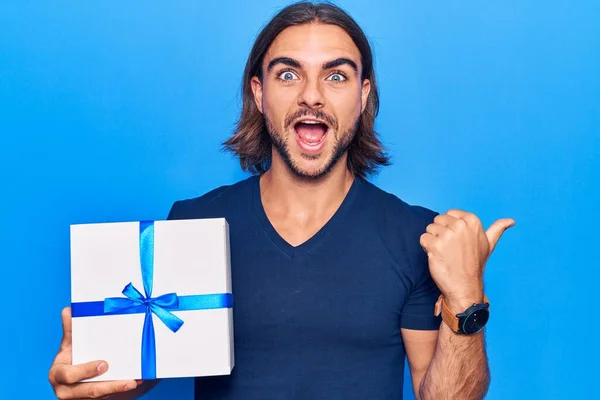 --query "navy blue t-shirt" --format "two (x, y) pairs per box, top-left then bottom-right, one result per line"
(167, 175), (441, 400)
